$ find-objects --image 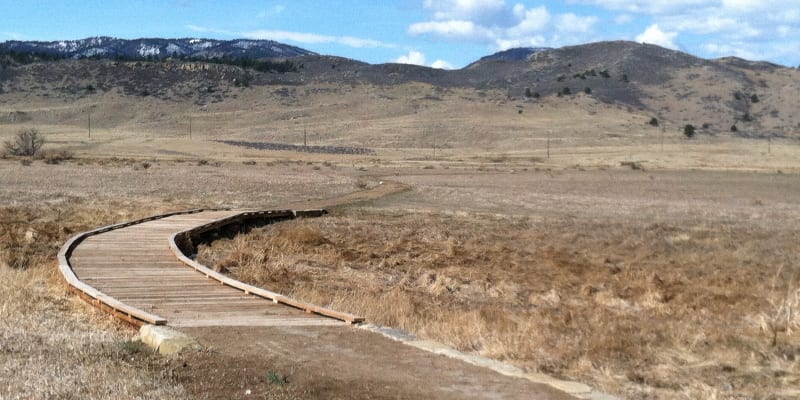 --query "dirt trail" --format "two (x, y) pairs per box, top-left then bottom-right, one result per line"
(177, 326), (575, 400)
(289, 179), (411, 210)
